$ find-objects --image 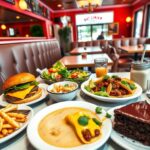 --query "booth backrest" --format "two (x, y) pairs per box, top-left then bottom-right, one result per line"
(71, 37), (150, 49)
(0, 39), (62, 93)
